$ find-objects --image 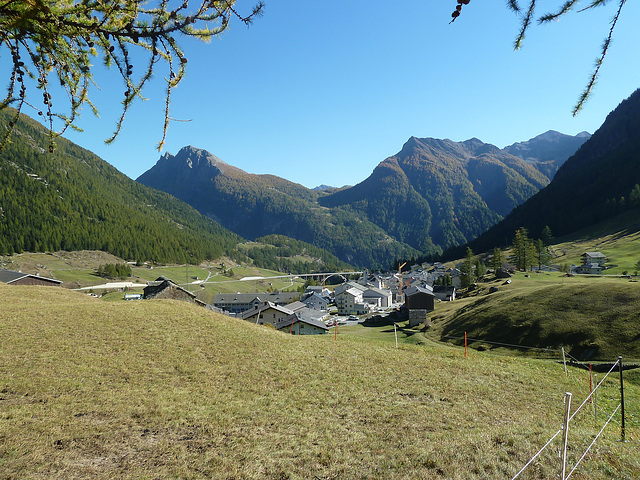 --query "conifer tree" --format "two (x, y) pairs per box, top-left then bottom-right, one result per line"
(0, 0), (263, 151)
(511, 227), (535, 271)
(534, 239), (550, 271)
(460, 246), (475, 287)
(541, 225), (554, 246)
(490, 247), (504, 271)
